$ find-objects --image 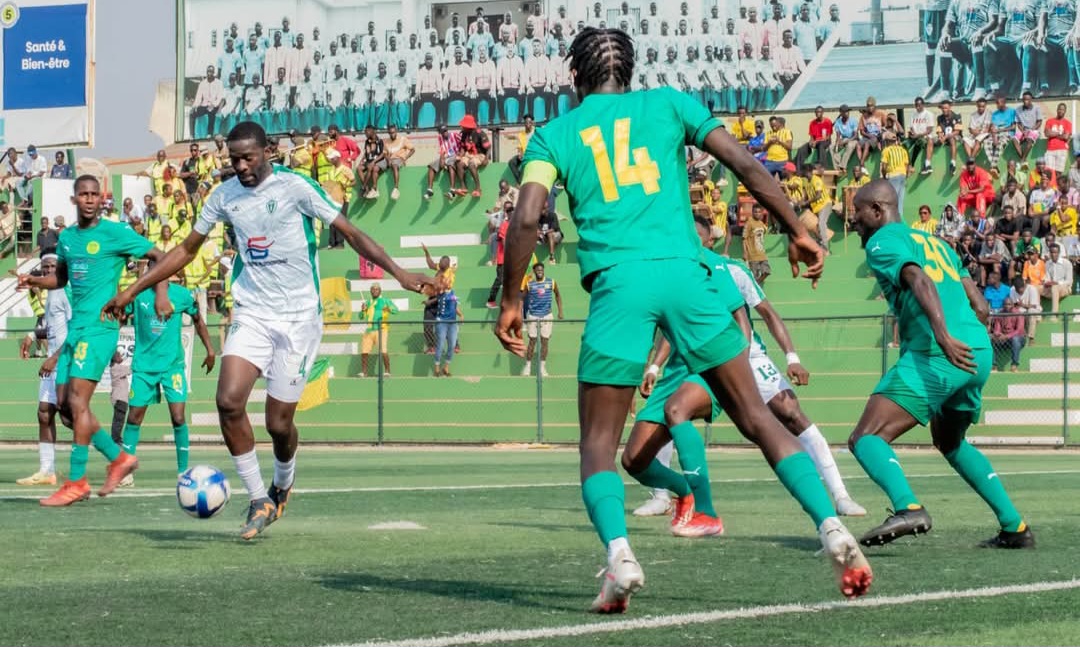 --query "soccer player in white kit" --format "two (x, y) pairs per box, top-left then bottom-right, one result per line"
(104, 122), (432, 539)
(17, 254), (72, 486)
